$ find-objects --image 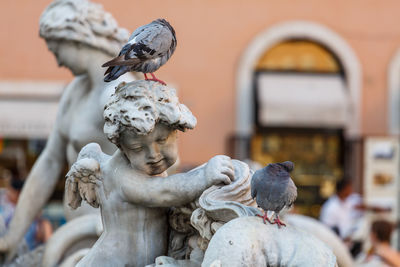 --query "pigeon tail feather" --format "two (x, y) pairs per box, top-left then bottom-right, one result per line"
(104, 65), (130, 82)
(102, 56), (124, 67)
(102, 56), (141, 67)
